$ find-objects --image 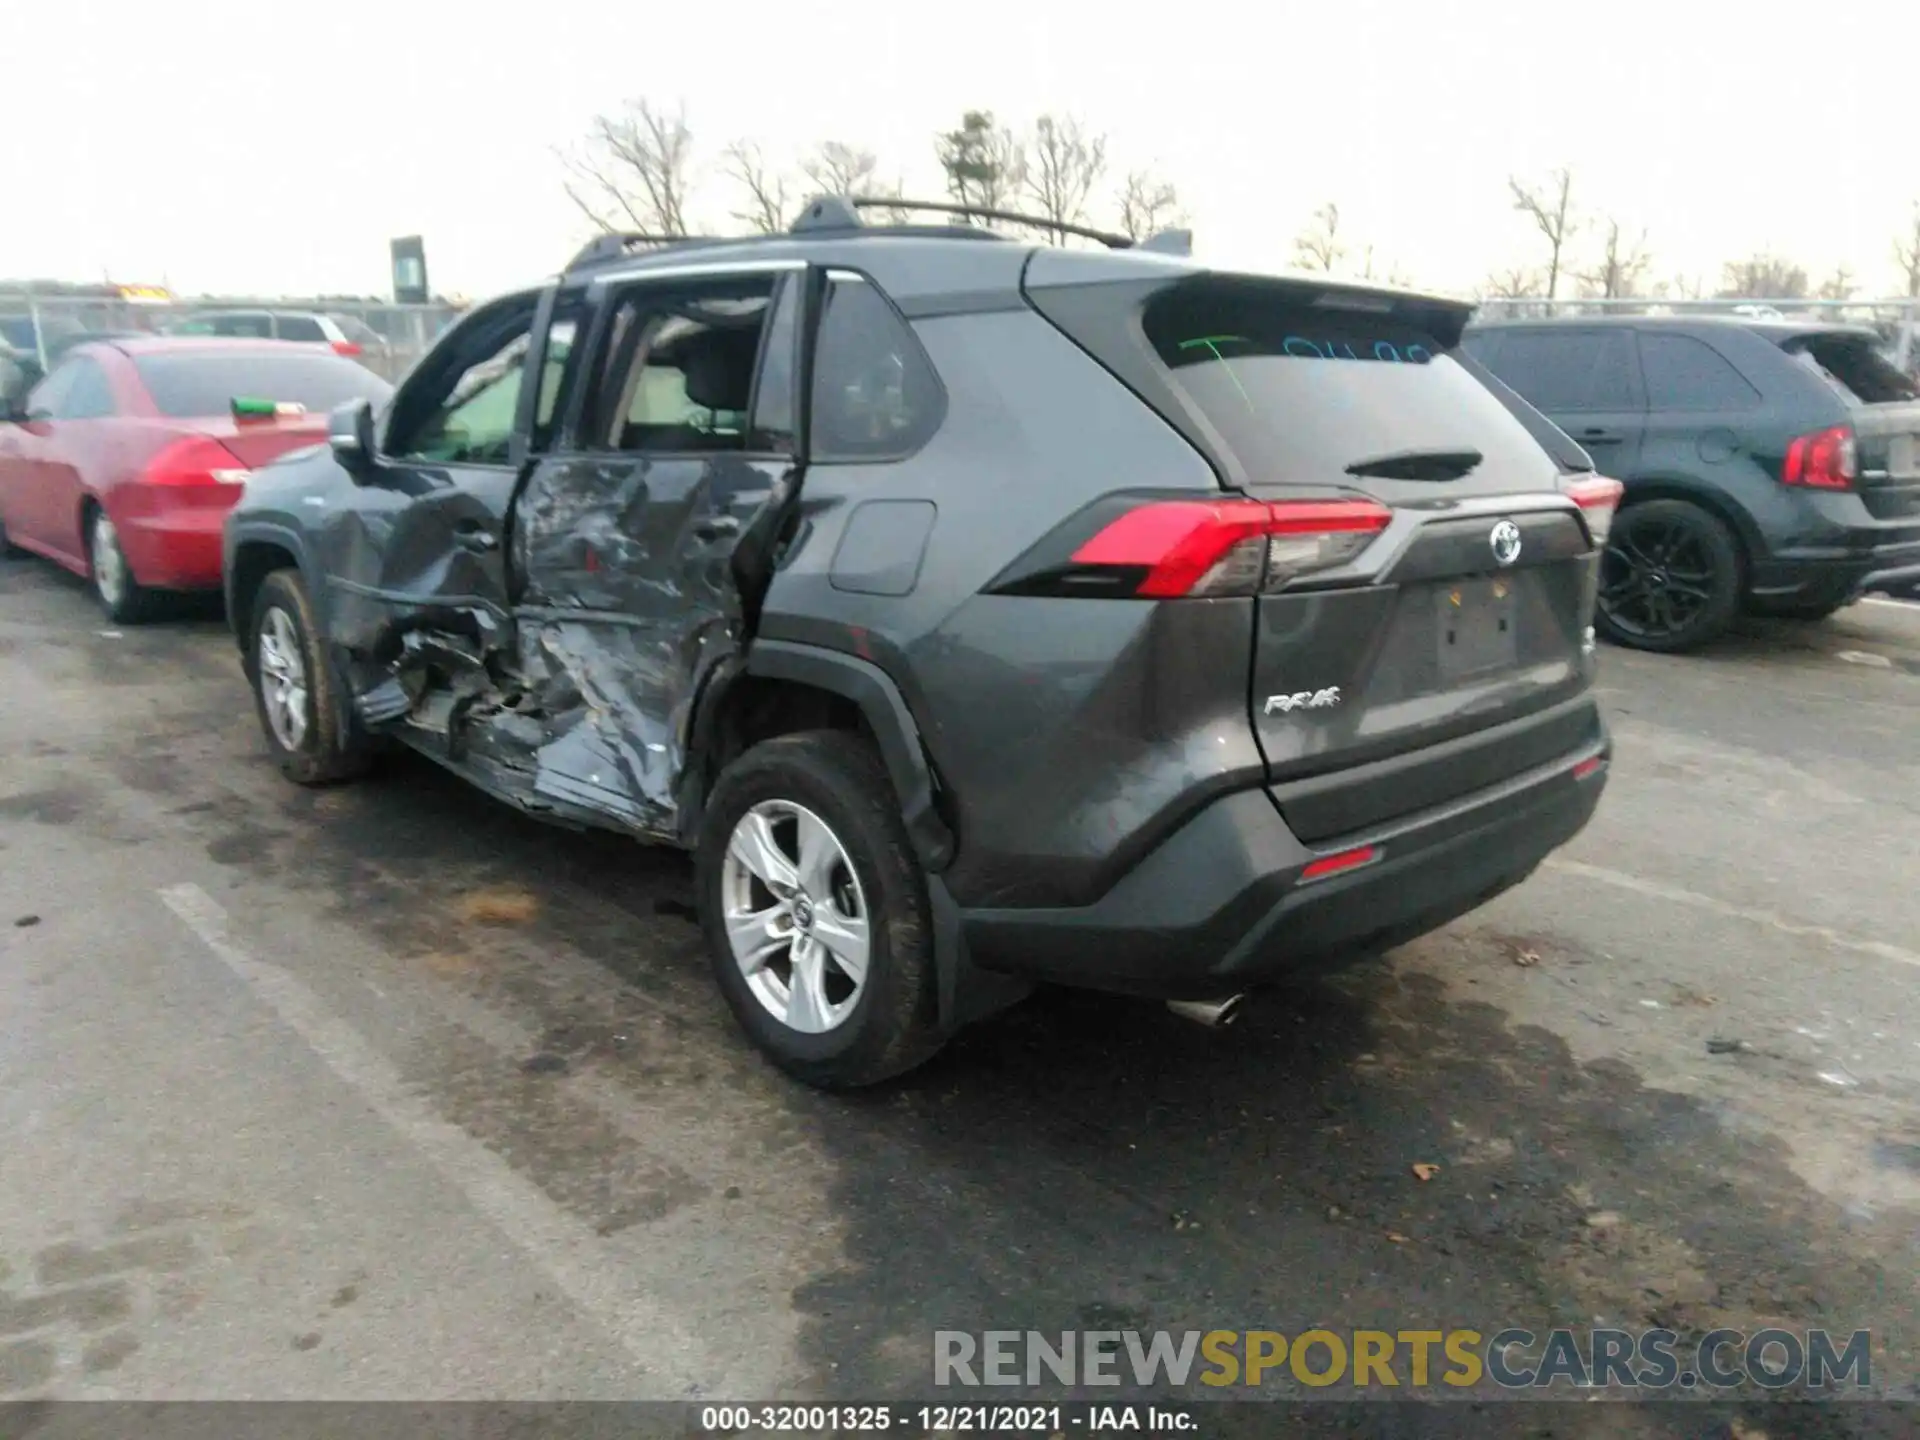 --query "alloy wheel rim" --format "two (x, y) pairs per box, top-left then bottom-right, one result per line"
(257, 606), (311, 751)
(91, 512), (126, 608)
(720, 799), (872, 1035)
(1599, 517), (1717, 640)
